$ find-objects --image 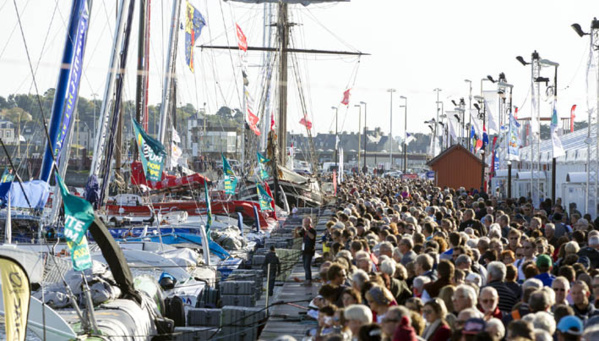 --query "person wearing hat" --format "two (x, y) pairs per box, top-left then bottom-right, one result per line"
(534, 254), (556, 287)
(556, 315), (584, 341)
(459, 318), (486, 341)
